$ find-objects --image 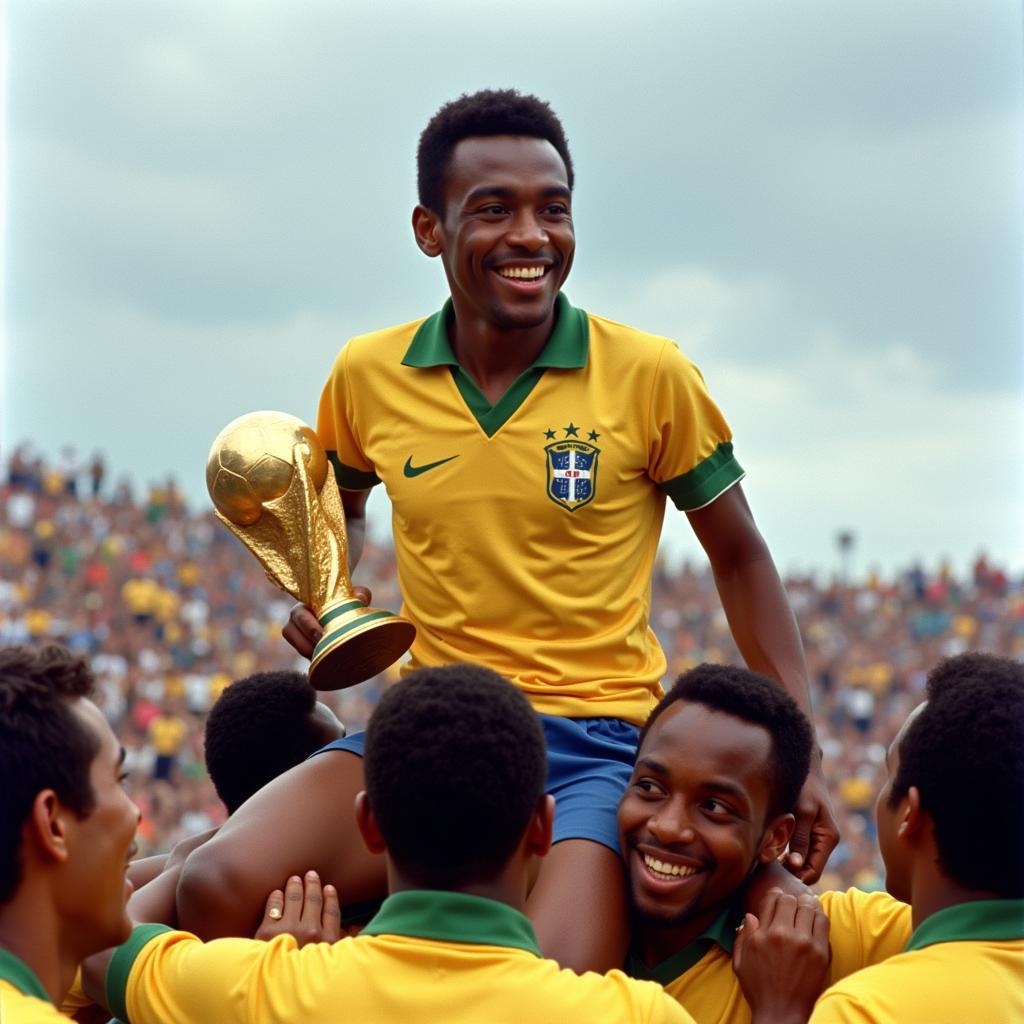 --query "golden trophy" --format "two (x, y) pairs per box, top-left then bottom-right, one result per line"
(206, 410), (415, 690)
